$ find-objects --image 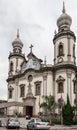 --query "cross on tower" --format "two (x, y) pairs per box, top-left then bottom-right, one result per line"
(29, 44), (34, 53)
